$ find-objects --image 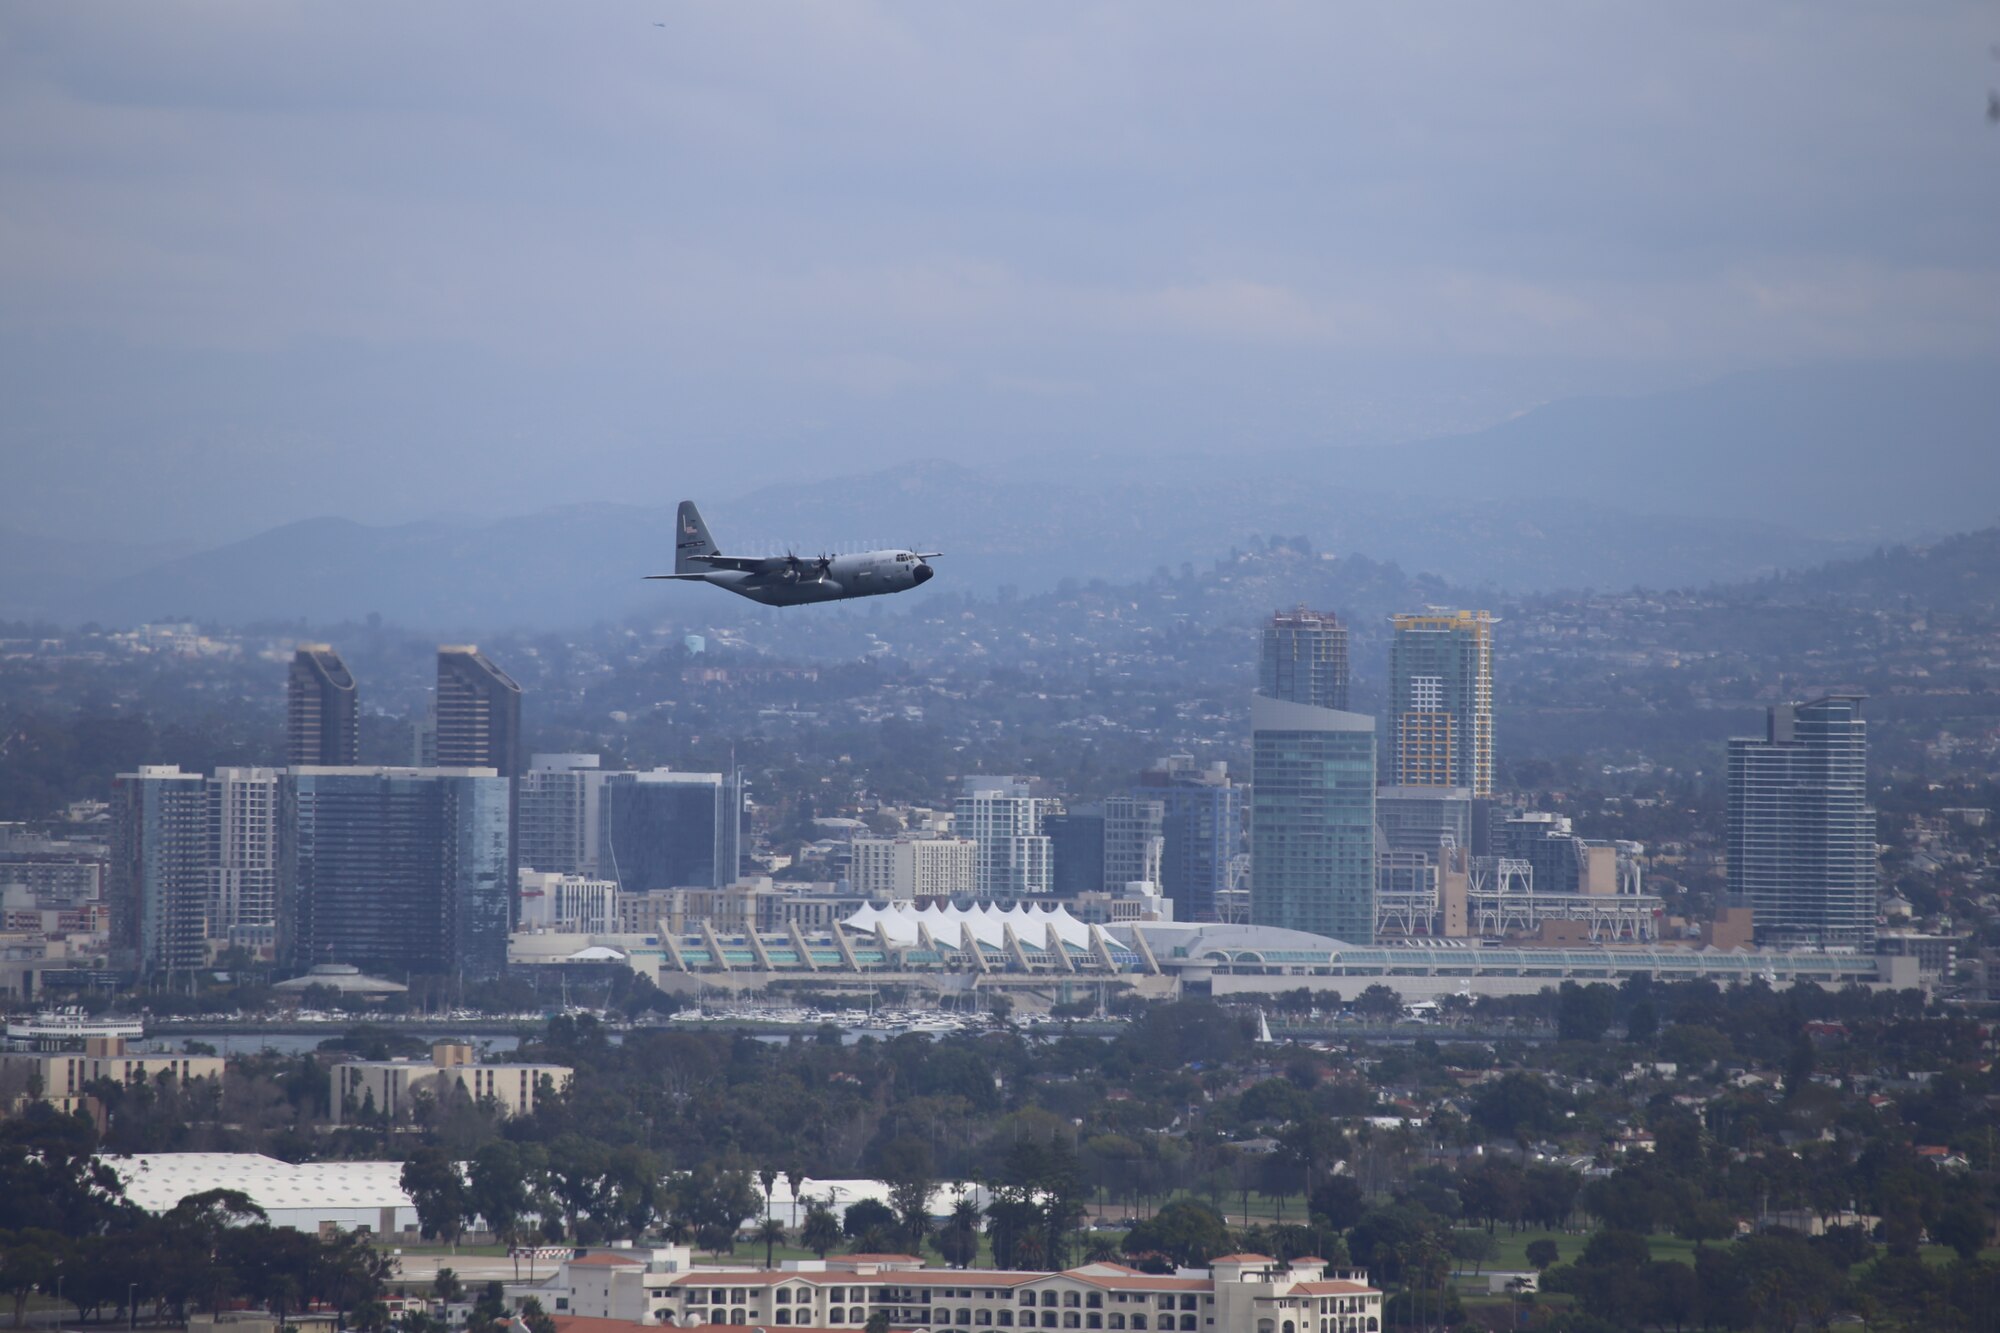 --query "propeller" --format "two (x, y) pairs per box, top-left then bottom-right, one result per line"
(812, 553), (834, 581)
(781, 551), (804, 582)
